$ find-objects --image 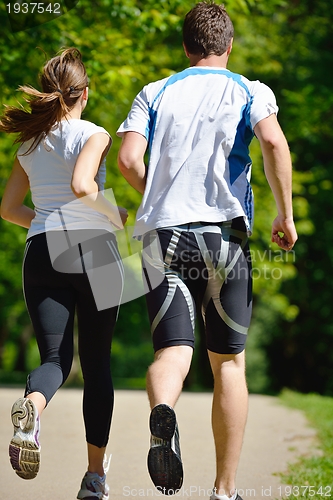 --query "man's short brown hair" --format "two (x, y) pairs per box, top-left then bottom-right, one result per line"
(183, 2), (234, 57)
